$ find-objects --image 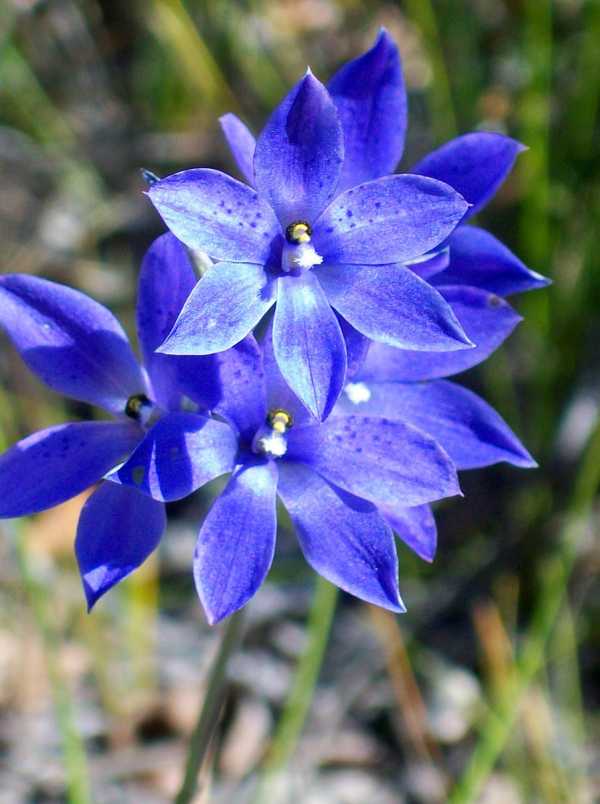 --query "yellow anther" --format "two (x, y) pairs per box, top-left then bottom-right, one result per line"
(125, 393), (151, 420)
(286, 221), (312, 244)
(267, 408), (293, 433)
